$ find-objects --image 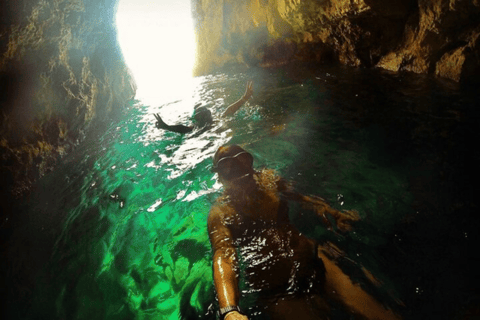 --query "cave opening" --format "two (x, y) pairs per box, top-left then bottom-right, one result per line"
(115, 0), (196, 105)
